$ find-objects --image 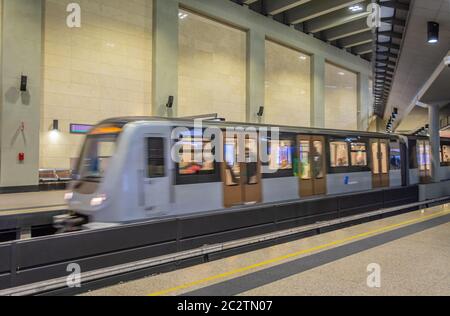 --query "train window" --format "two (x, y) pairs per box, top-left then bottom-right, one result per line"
(330, 141), (349, 167)
(246, 138), (259, 185)
(418, 140), (431, 172)
(390, 142), (401, 170)
(299, 140), (311, 180)
(350, 143), (367, 166)
(178, 135), (215, 175)
(441, 144), (450, 164)
(225, 137), (240, 186)
(268, 139), (293, 172)
(312, 141), (324, 179)
(409, 141), (418, 169)
(147, 138), (165, 178)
